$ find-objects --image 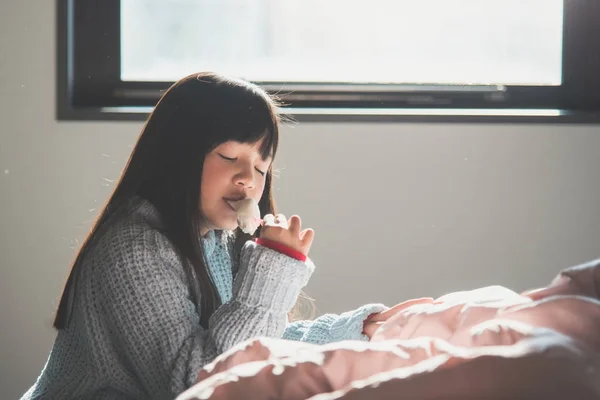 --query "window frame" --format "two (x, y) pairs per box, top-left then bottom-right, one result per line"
(57, 0), (600, 123)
